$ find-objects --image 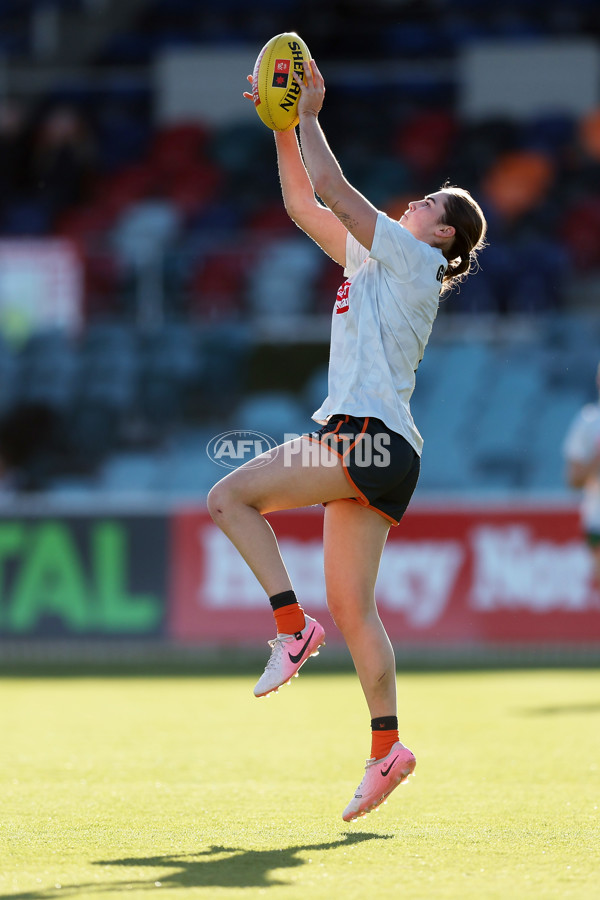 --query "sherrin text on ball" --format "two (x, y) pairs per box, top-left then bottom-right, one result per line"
(251, 32), (311, 131)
